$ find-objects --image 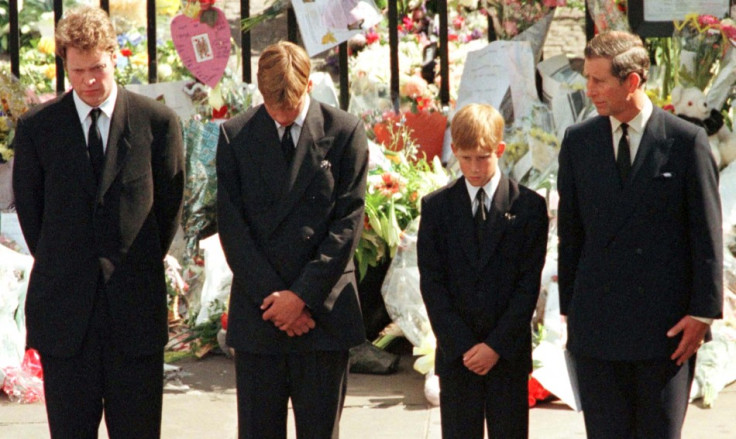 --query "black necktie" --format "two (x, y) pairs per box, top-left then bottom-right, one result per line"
(88, 108), (105, 184)
(281, 124), (295, 165)
(474, 188), (487, 244)
(617, 123), (631, 185)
